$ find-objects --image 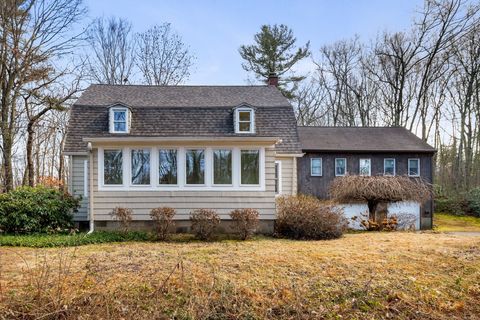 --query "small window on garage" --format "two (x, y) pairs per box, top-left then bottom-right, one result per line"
(311, 158), (322, 176)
